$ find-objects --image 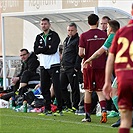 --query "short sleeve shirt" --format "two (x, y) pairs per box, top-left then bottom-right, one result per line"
(102, 33), (115, 50)
(110, 22), (133, 73)
(79, 29), (107, 69)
